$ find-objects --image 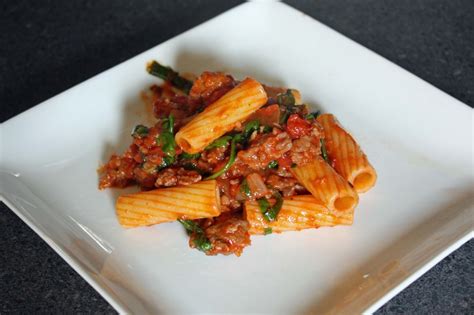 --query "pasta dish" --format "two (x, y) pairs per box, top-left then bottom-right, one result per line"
(98, 61), (377, 256)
